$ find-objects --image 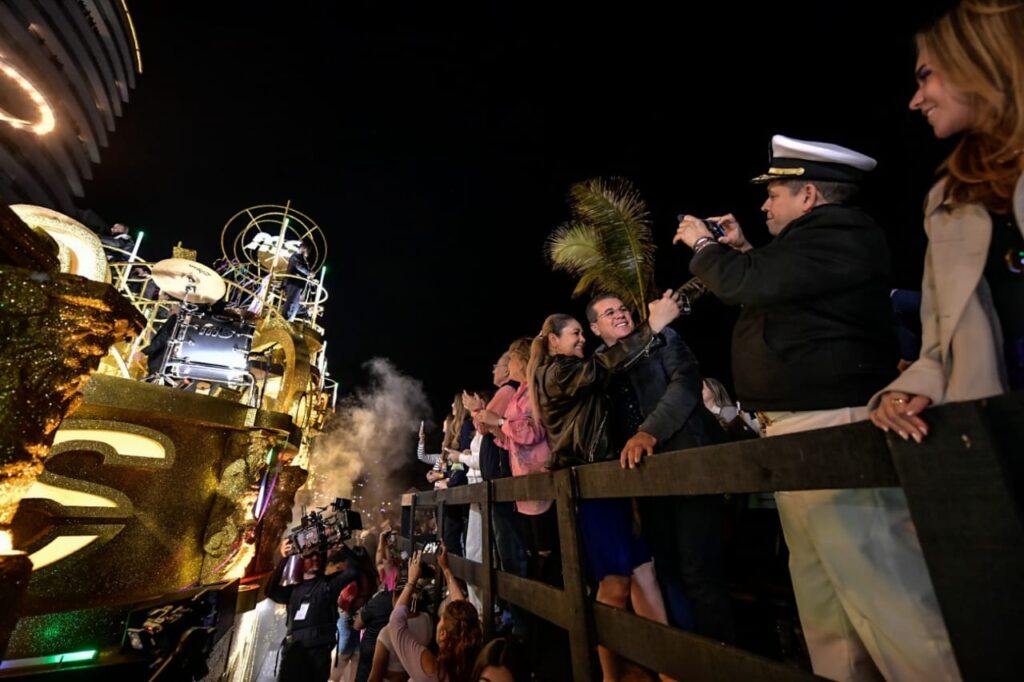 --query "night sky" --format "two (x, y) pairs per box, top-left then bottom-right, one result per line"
(82, 1), (956, 425)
